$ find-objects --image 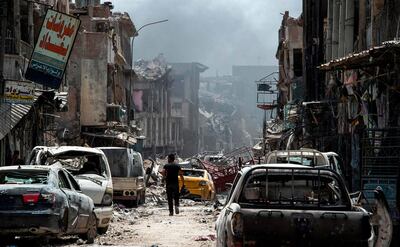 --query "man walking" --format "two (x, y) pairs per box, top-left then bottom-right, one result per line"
(162, 154), (184, 216)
